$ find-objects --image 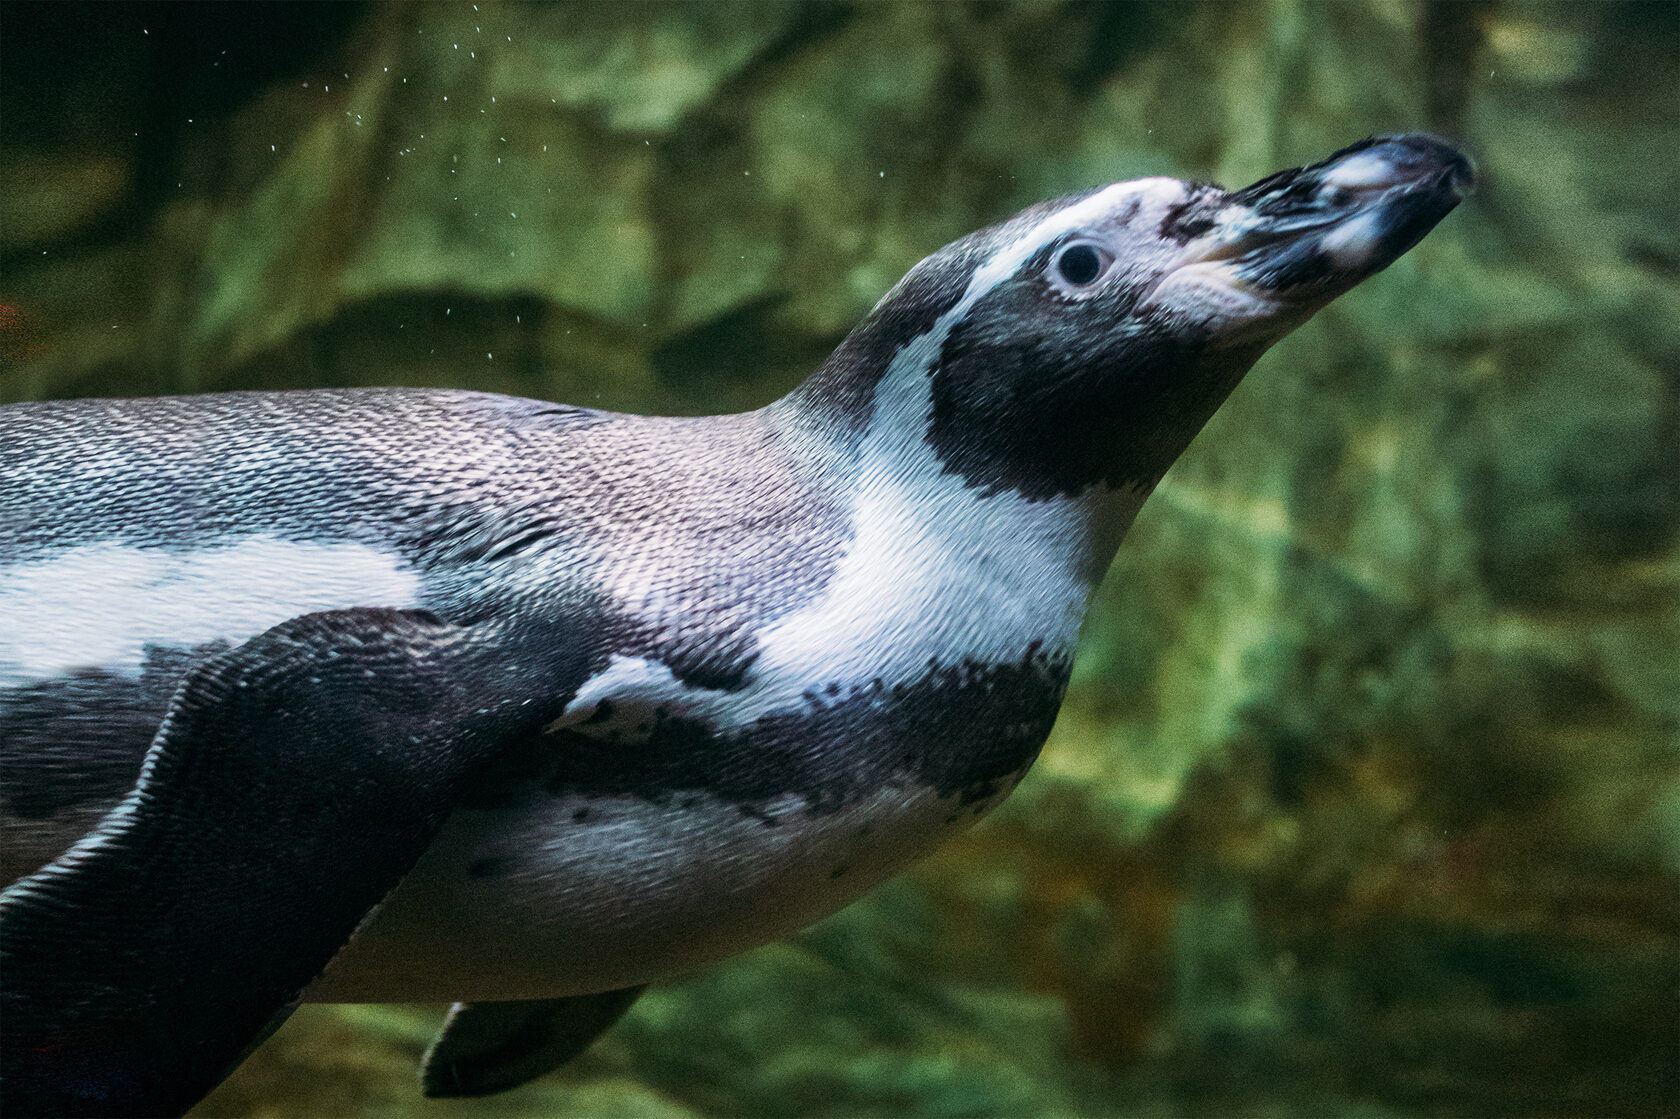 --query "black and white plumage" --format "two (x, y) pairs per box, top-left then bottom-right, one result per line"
(0, 134), (1472, 1116)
